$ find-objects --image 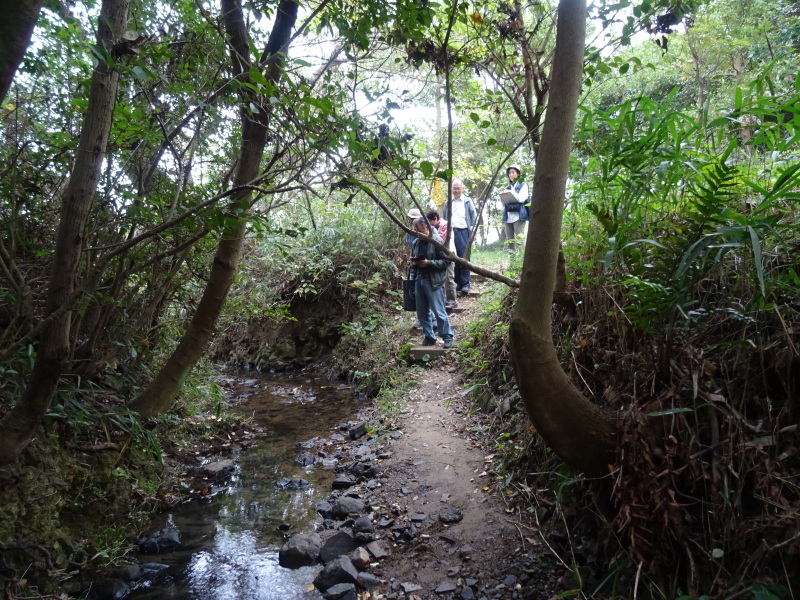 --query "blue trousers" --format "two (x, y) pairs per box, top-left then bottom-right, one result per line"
(415, 278), (453, 342)
(453, 228), (471, 289)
